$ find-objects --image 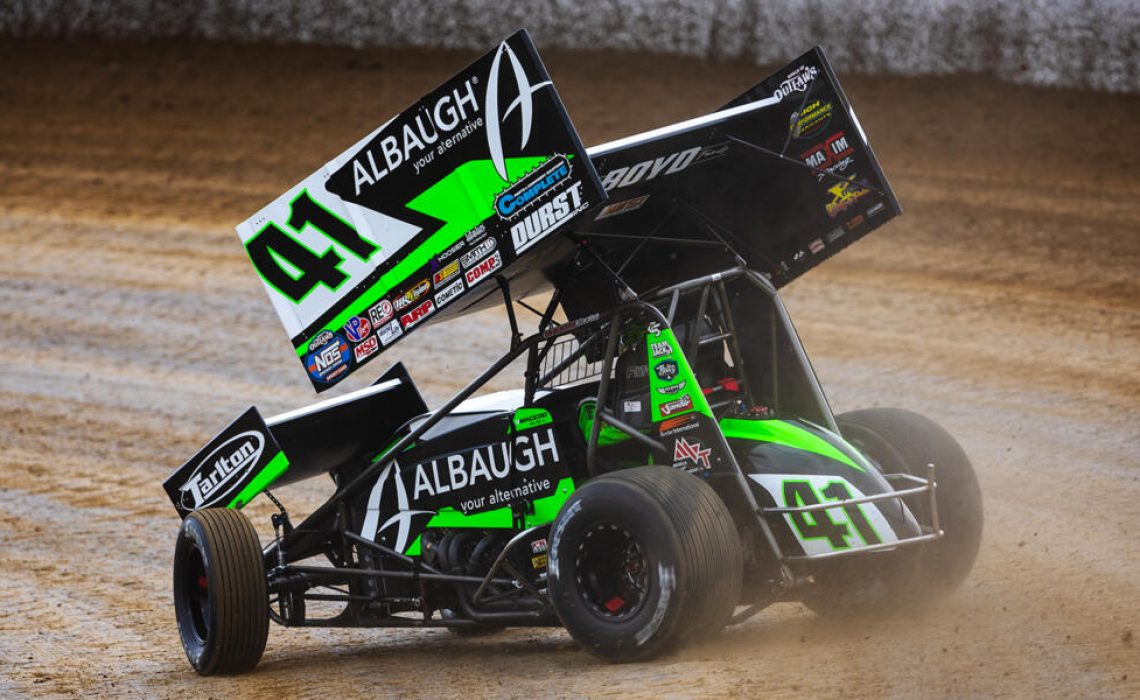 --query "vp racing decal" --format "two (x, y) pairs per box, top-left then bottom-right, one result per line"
(235, 30), (603, 392)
